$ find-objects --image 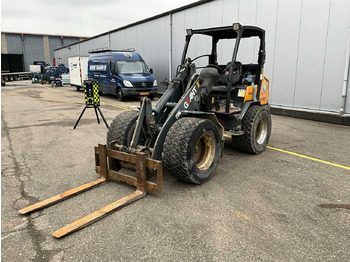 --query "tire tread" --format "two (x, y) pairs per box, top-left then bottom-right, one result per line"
(106, 110), (139, 146)
(231, 105), (266, 154)
(163, 117), (207, 183)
